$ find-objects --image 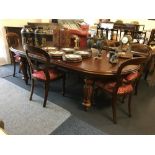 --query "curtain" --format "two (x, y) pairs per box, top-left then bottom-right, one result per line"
(0, 25), (11, 66)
